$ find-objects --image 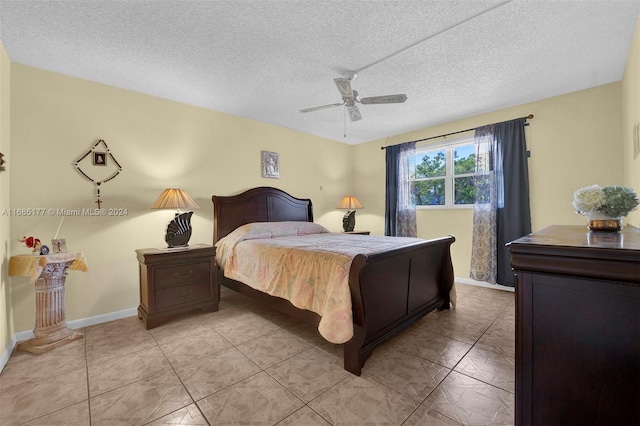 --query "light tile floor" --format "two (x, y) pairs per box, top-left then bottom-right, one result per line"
(0, 283), (515, 425)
